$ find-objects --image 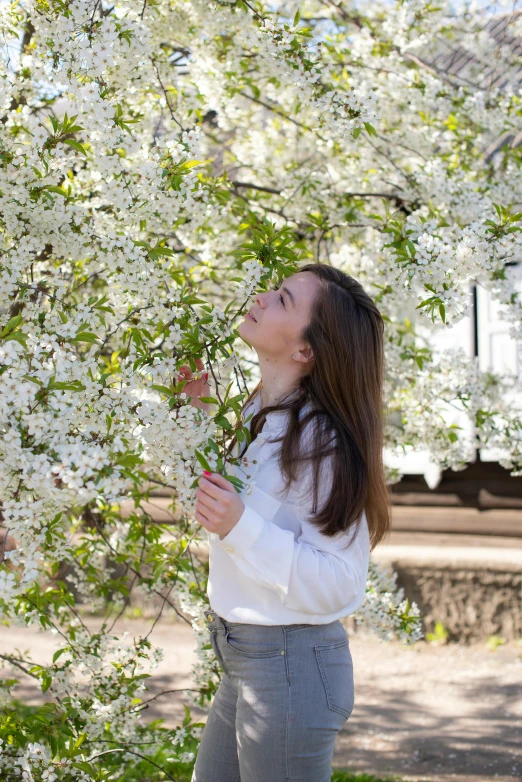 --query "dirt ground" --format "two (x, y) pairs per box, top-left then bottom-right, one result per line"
(2, 617), (521, 782)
